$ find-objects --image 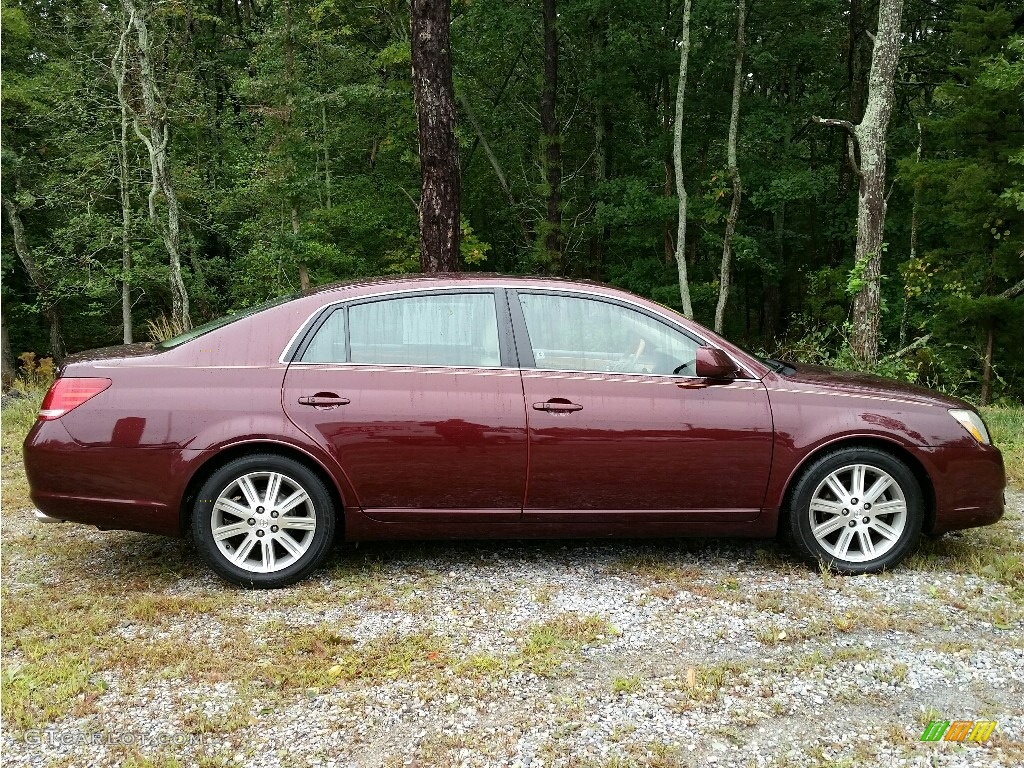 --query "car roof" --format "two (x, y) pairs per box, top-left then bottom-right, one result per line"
(307, 272), (613, 296)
